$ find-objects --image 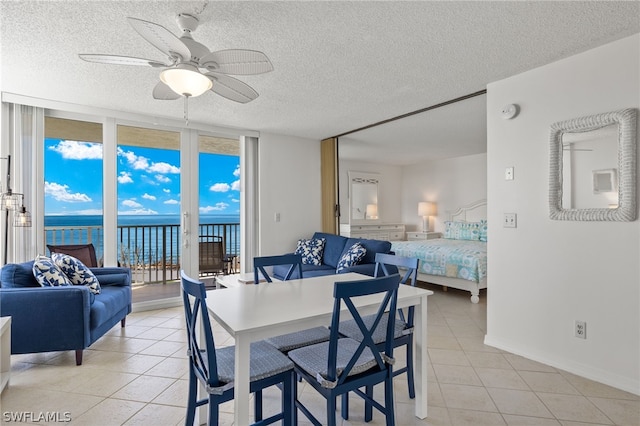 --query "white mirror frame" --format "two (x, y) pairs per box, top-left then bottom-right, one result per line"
(549, 108), (637, 221)
(348, 171), (380, 225)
